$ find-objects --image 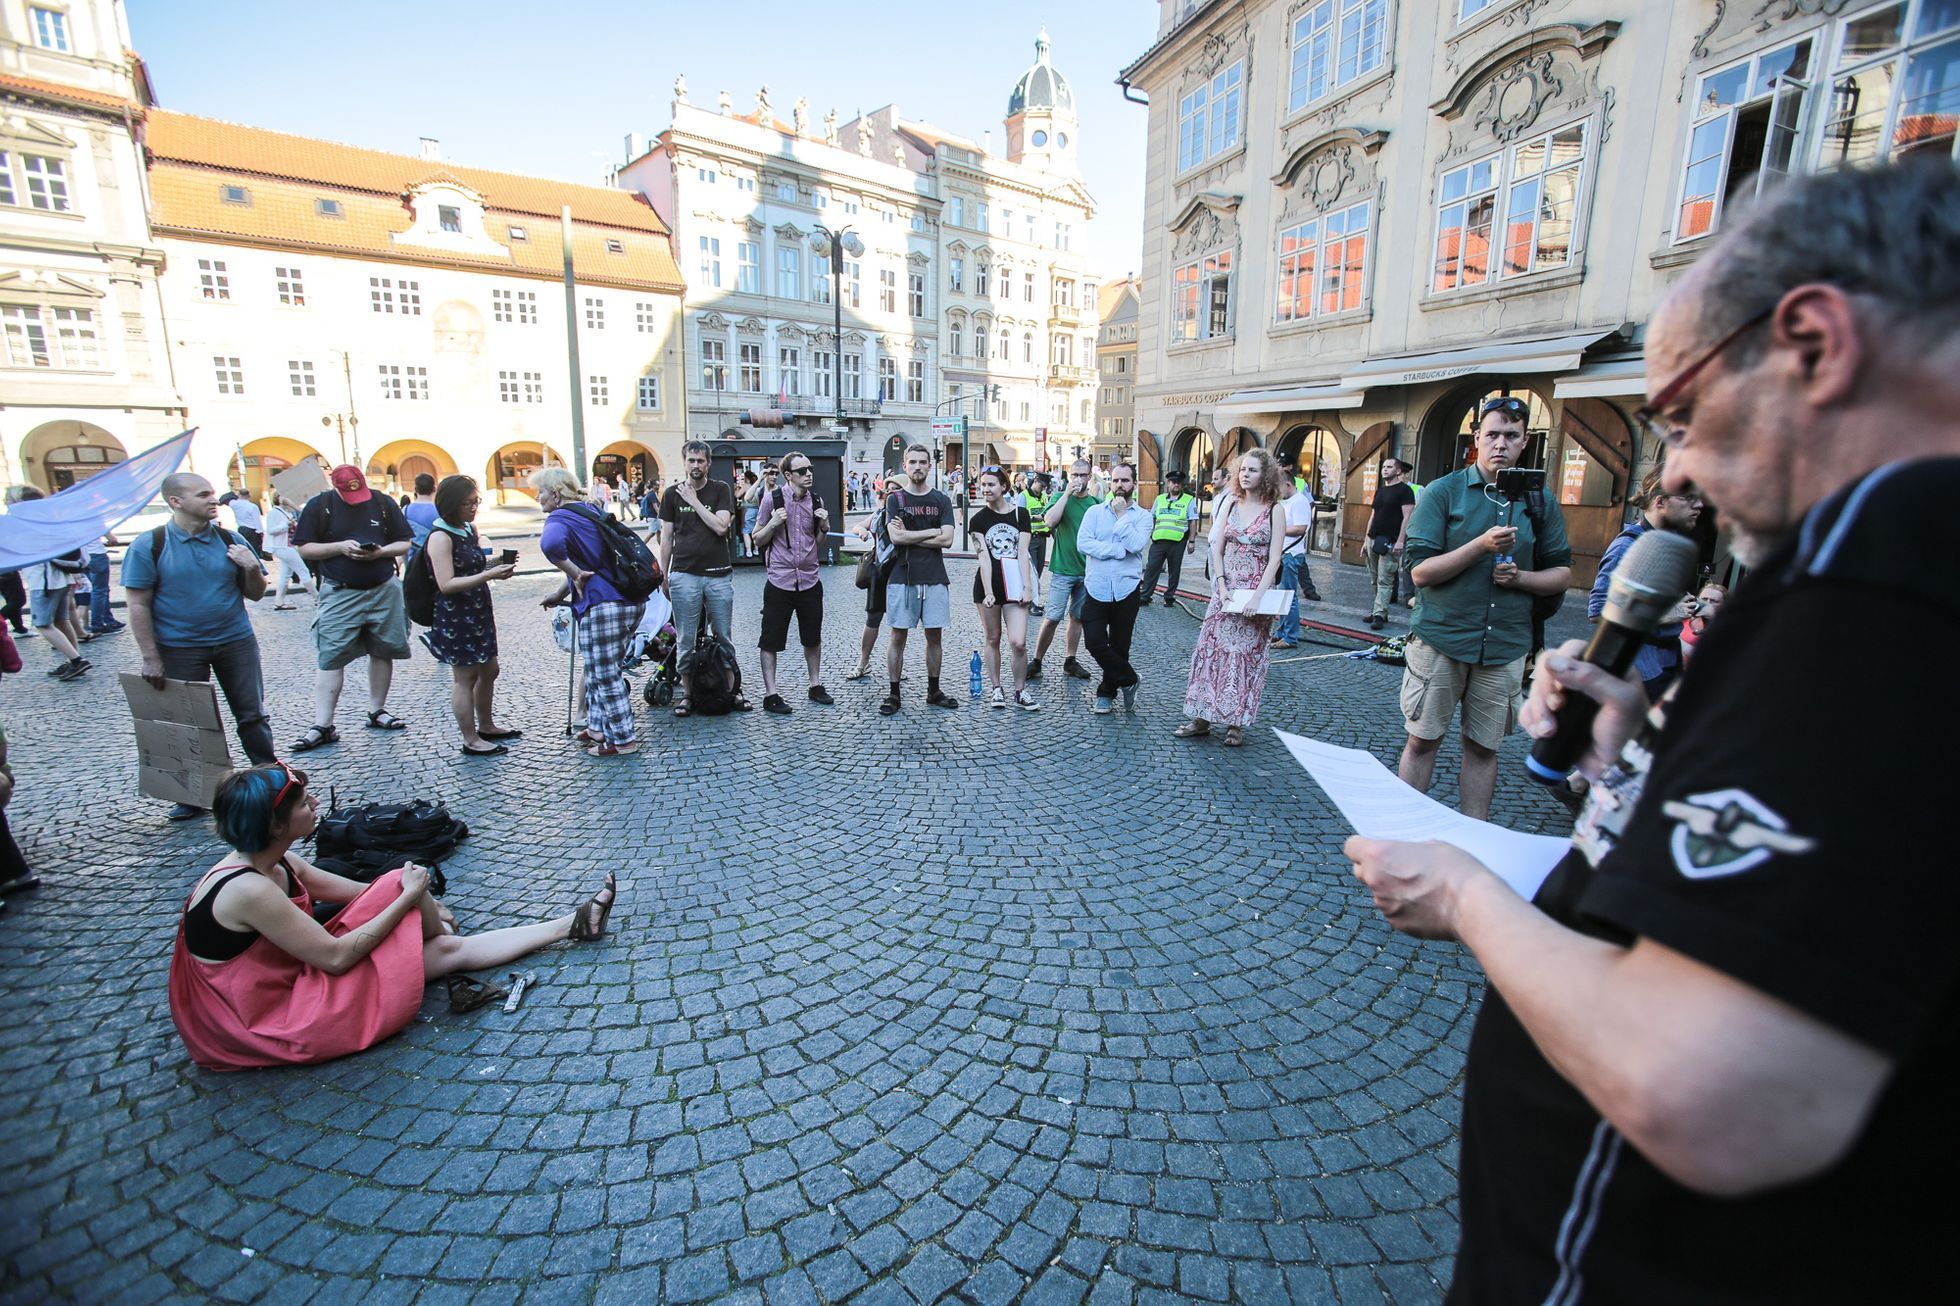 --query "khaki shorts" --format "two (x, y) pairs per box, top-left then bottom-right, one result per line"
(1400, 636), (1524, 751)
(315, 578), (411, 670)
